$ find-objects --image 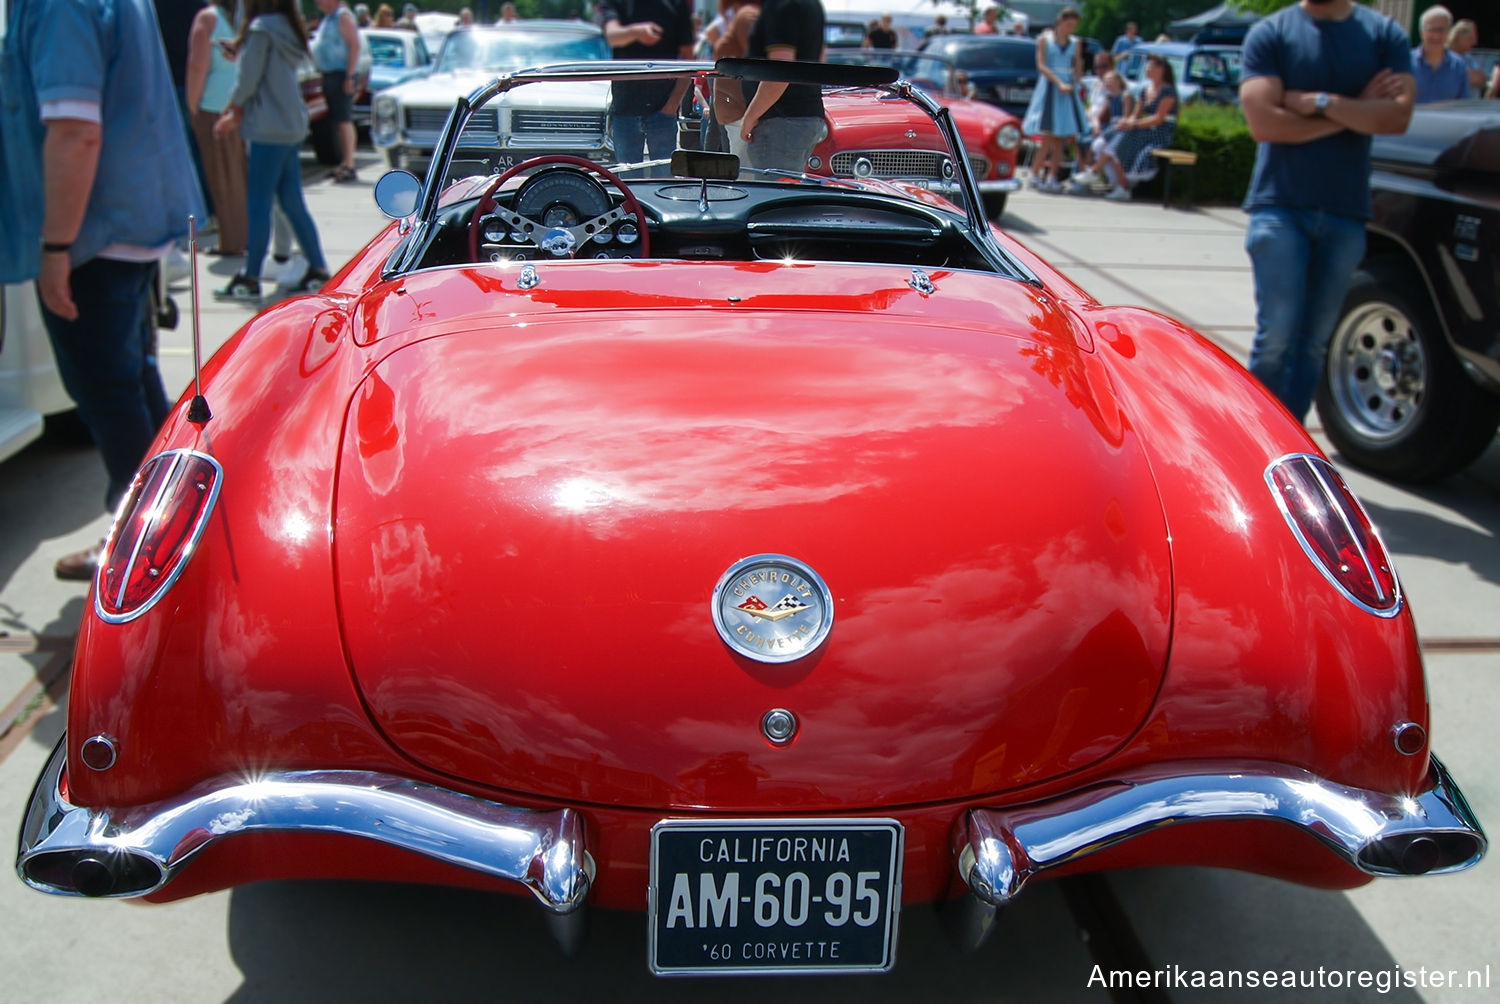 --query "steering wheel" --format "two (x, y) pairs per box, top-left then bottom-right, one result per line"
(467, 155), (651, 263)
